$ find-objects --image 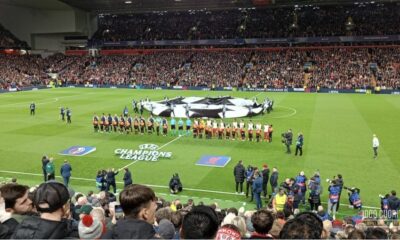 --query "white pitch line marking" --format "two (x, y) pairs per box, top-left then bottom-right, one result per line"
(0, 169), (380, 209)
